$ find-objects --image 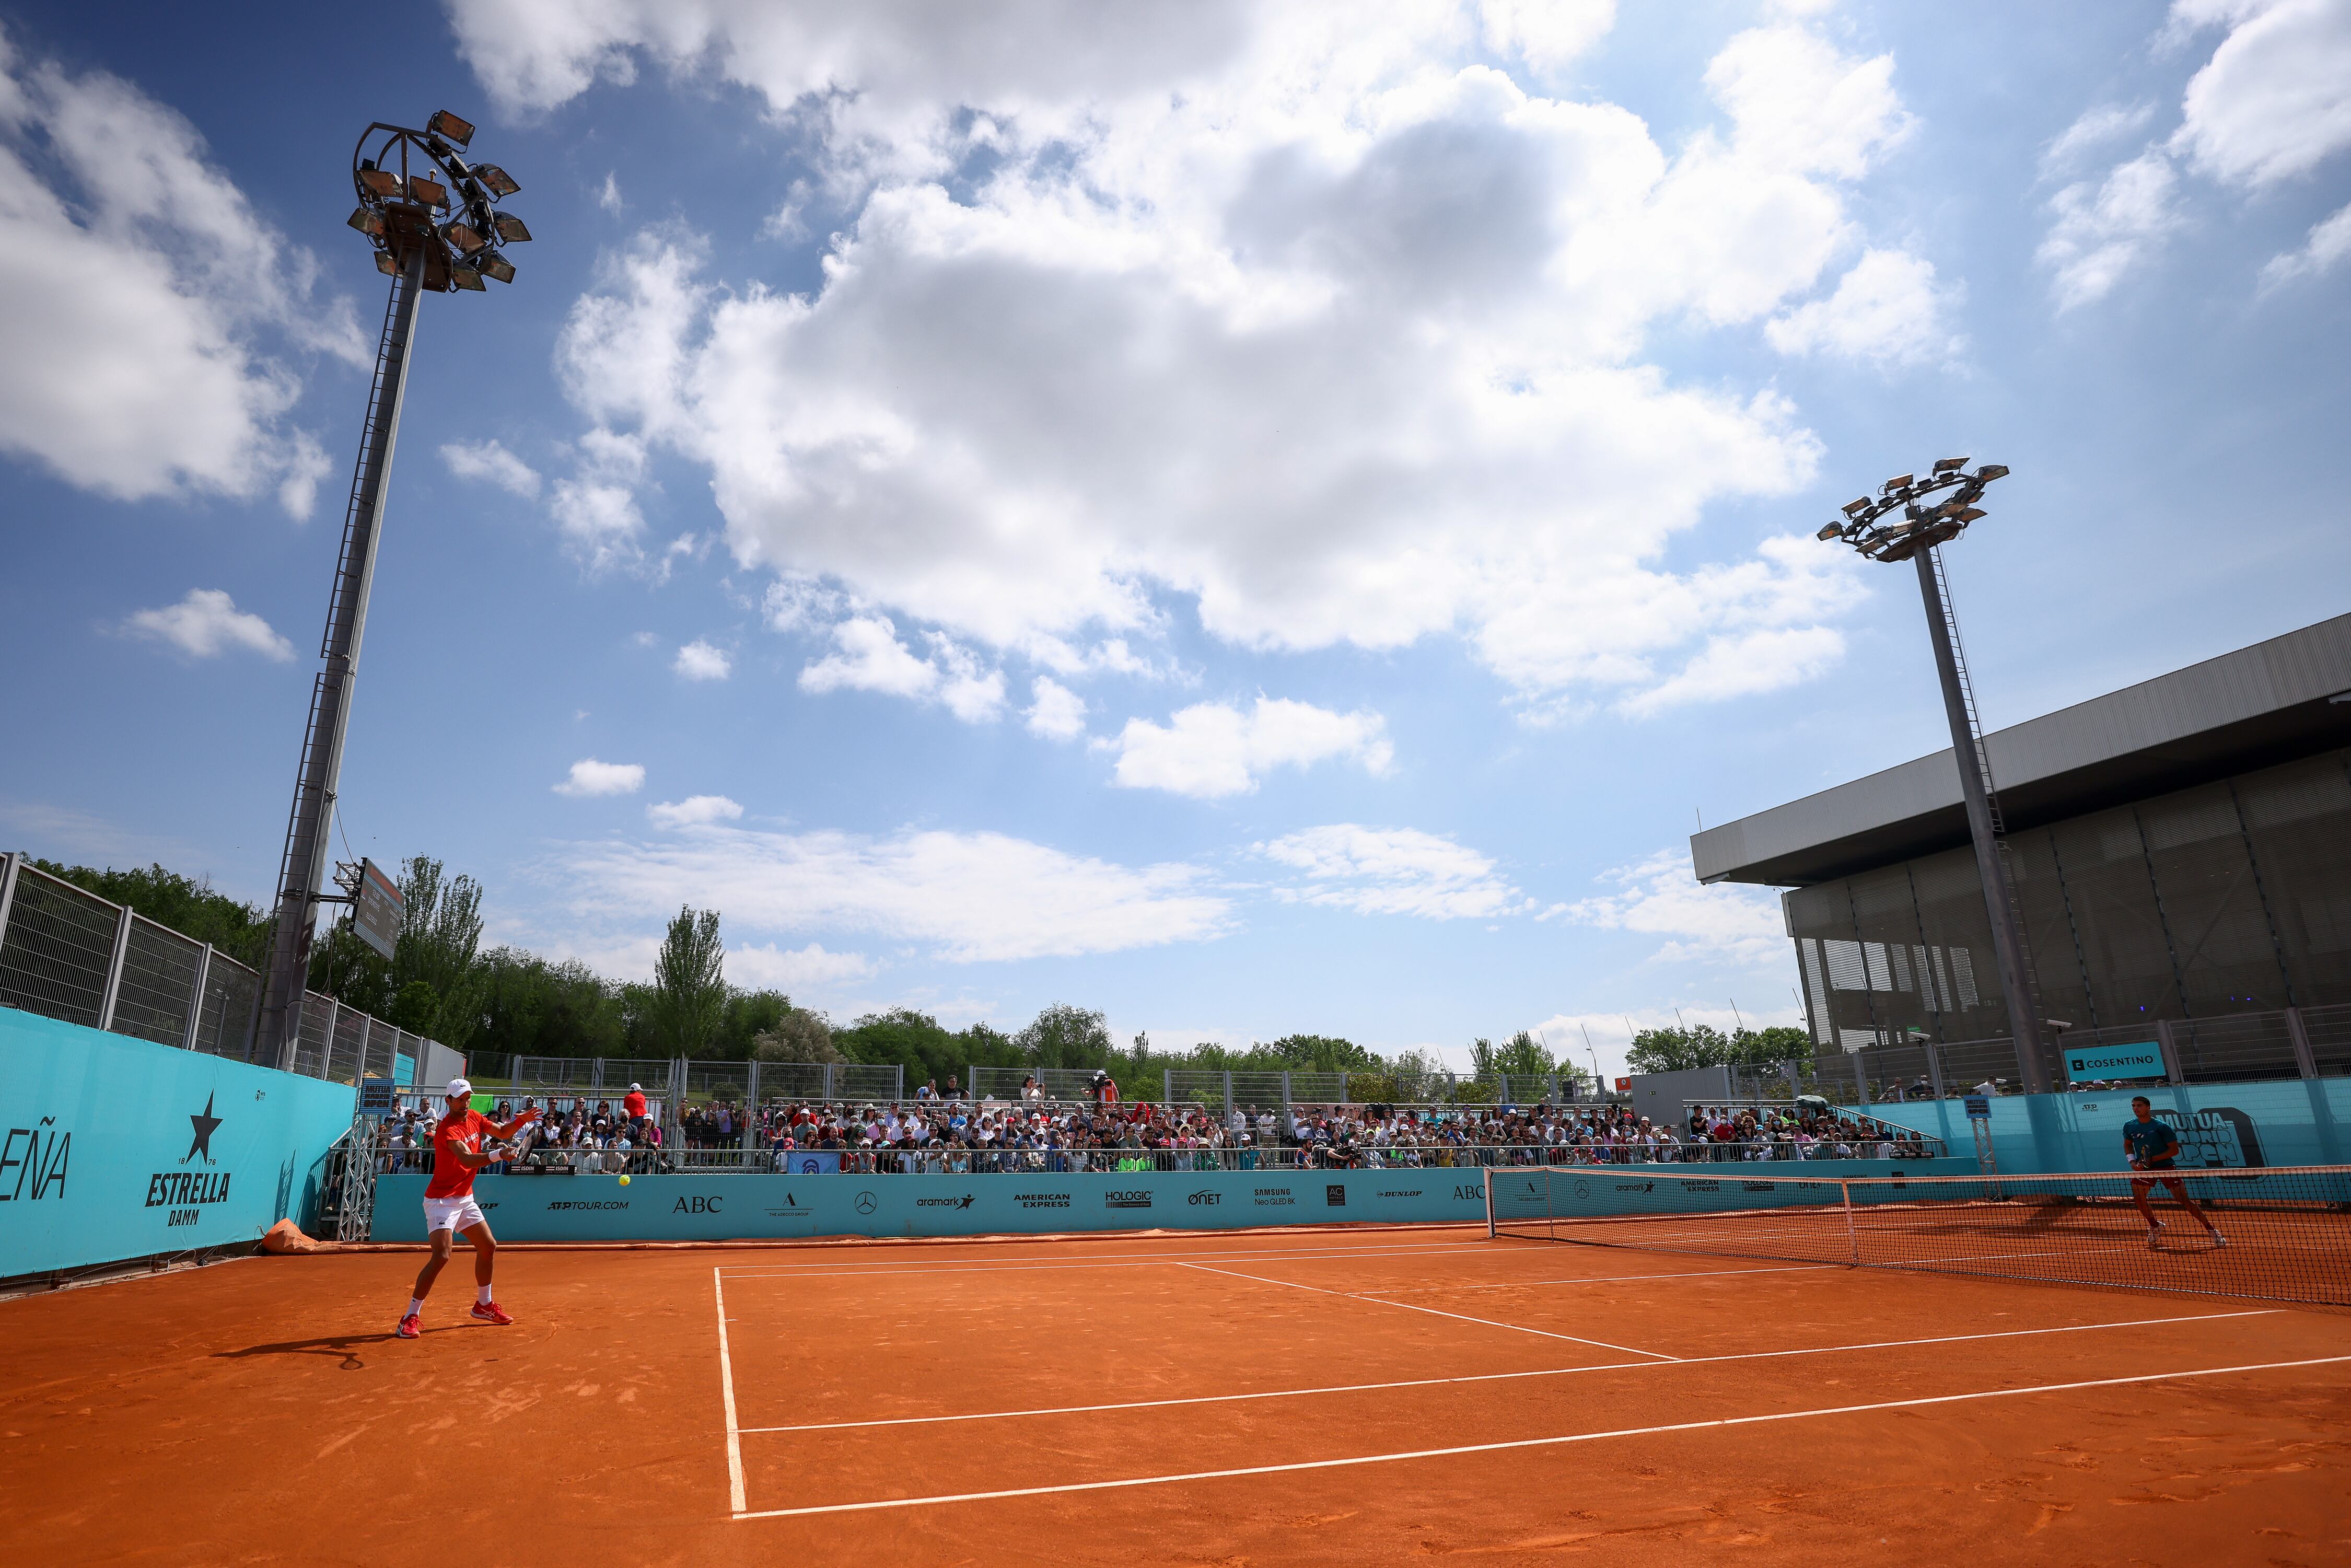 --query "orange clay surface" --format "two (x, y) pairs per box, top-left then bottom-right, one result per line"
(5, 1225), (2350, 1566)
